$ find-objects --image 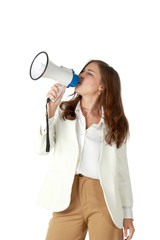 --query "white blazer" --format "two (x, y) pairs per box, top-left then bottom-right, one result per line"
(34, 104), (133, 229)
